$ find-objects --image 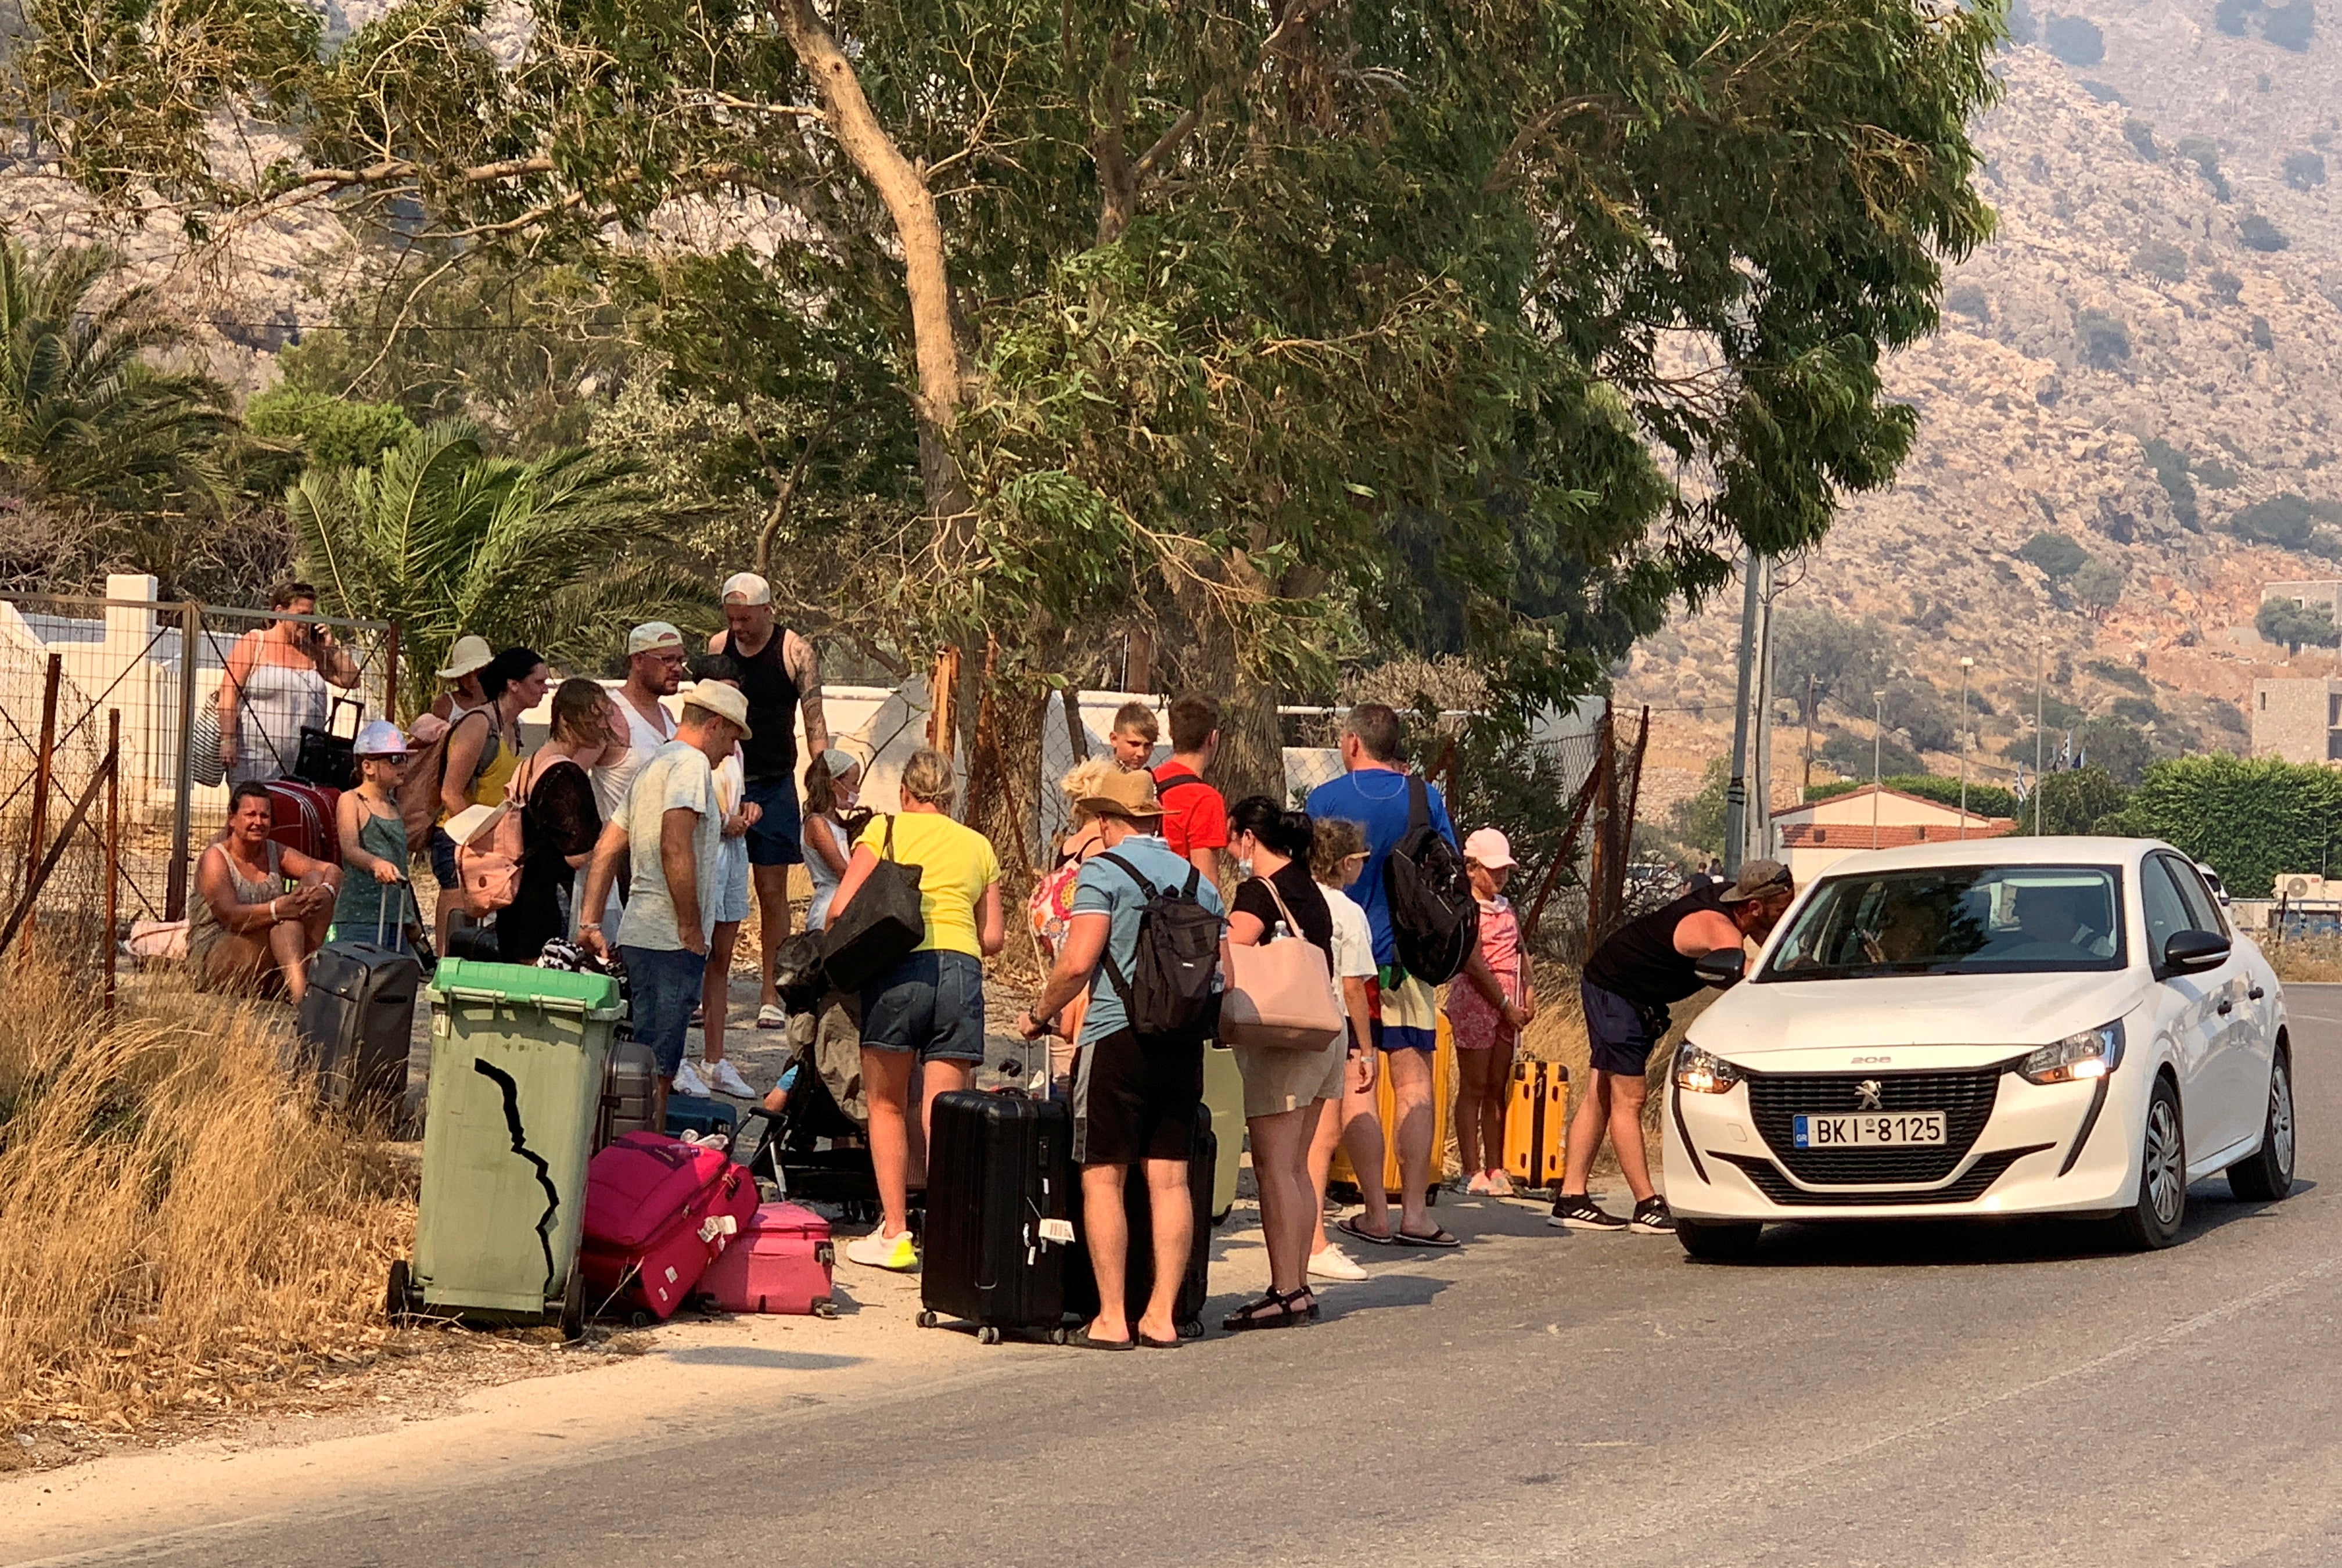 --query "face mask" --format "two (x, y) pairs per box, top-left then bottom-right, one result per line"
(837, 785), (860, 810)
